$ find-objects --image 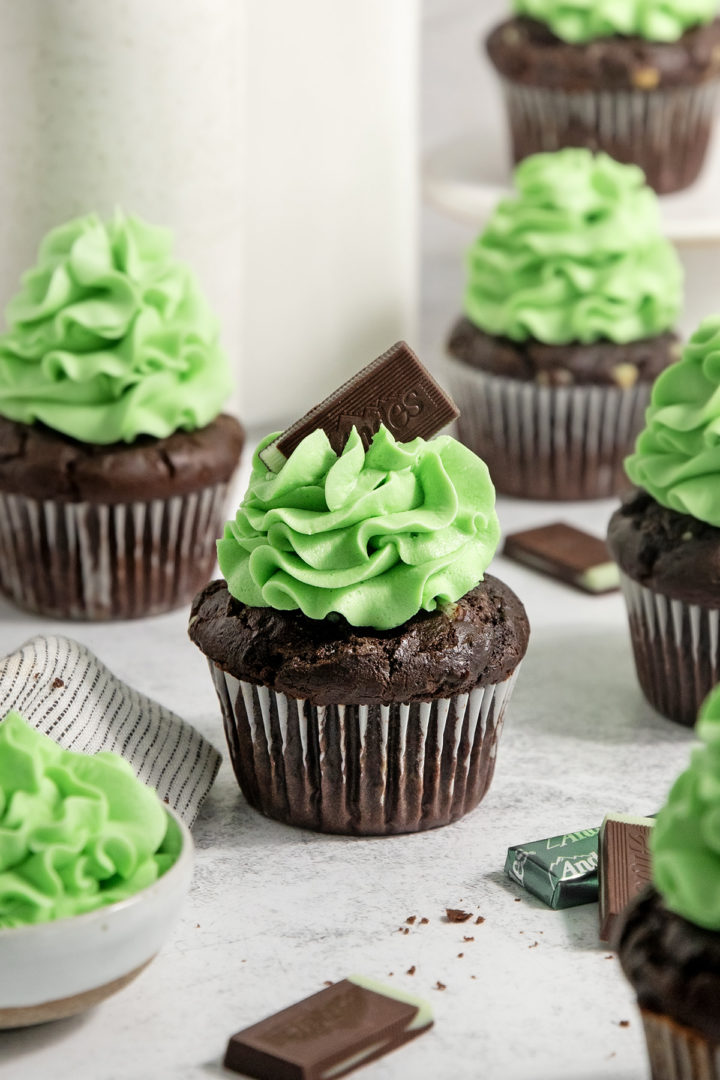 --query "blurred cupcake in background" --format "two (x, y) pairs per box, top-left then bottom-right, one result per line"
(446, 149), (683, 500)
(615, 684), (720, 1078)
(0, 210), (244, 620)
(486, 0), (720, 194)
(608, 316), (720, 726)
